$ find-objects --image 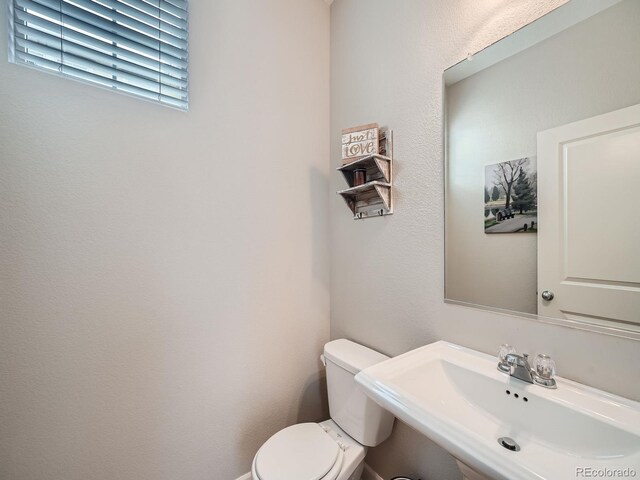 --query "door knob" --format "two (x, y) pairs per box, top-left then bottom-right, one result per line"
(541, 290), (555, 301)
